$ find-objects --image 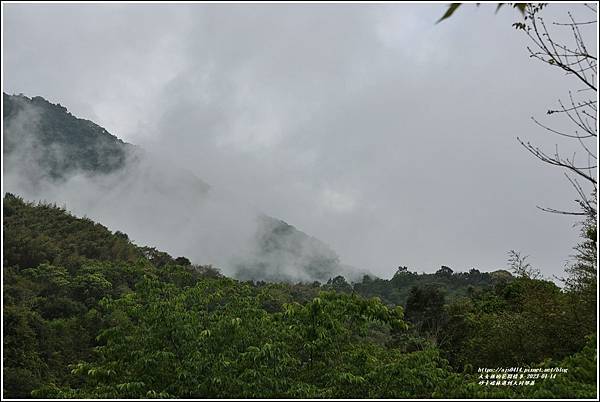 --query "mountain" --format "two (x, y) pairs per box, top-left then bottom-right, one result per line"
(4, 93), (132, 179)
(3, 93), (210, 195)
(2, 92), (363, 283)
(235, 215), (363, 283)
